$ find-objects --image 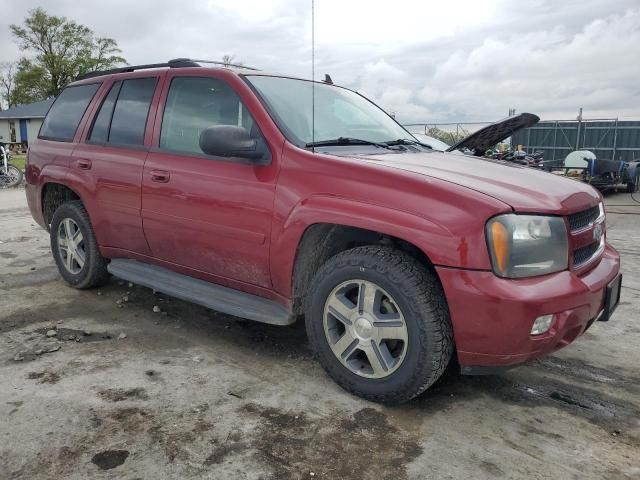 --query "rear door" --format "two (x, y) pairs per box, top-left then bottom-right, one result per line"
(141, 72), (279, 288)
(73, 76), (161, 254)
